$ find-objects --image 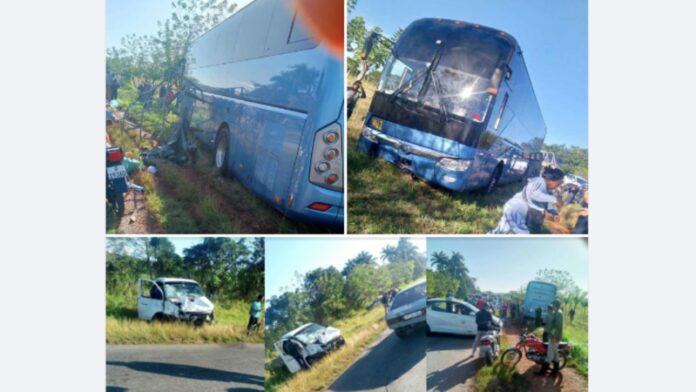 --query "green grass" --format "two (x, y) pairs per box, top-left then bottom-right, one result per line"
(106, 293), (262, 345)
(347, 78), (575, 234)
(265, 307), (387, 392)
(473, 365), (531, 392)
